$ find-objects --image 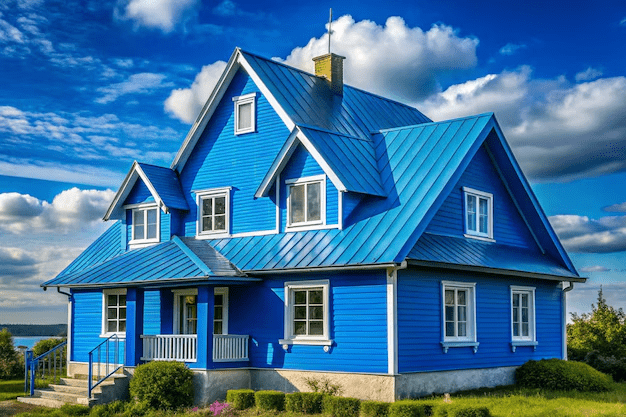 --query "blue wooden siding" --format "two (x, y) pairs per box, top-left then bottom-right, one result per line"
(279, 144), (339, 230)
(396, 267), (563, 373)
(160, 212), (170, 243)
(179, 69), (290, 236)
(425, 144), (536, 249)
(223, 271), (388, 373)
(124, 180), (154, 205)
(143, 290), (161, 335)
